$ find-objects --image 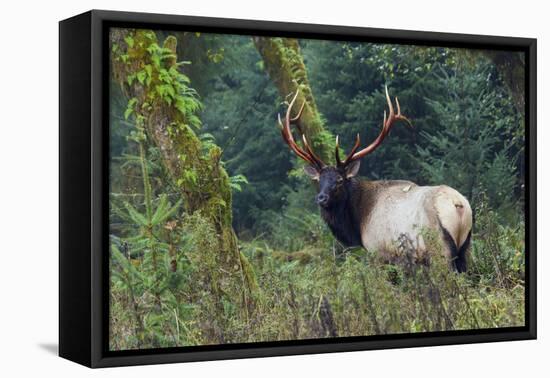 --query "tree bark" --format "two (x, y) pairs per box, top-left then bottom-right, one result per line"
(484, 51), (525, 115)
(253, 37), (335, 163)
(110, 29), (257, 335)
